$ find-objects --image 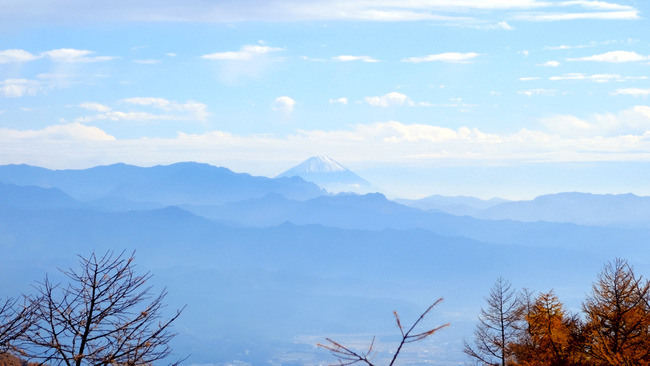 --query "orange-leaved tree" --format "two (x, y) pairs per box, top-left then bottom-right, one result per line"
(582, 258), (650, 366)
(511, 290), (585, 366)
